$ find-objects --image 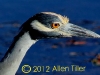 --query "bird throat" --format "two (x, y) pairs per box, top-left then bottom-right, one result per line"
(1, 31), (36, 62)
(0, 31), (36, 75)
